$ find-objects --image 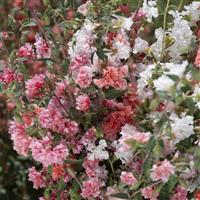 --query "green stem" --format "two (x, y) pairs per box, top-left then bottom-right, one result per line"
(178, 0), (184, 11)
(161, 0), (170, 59)
(108, 158), (116, 183)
